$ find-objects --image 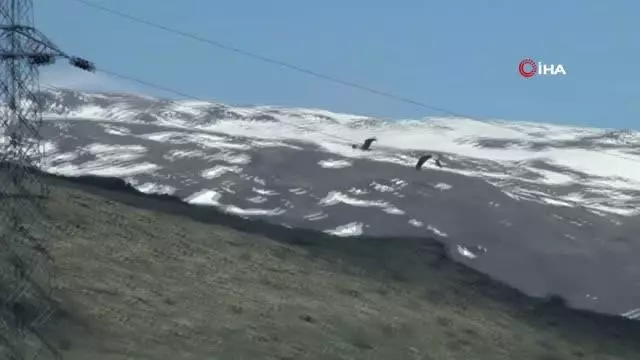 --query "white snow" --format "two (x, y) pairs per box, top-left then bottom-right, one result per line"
(201, 165), (242, 179)
(250, 139), (304, 150)
(140, 131), (186, 143)
(140, 131), (250, 150)
(252, 177), (266, 186)
(319, 191), (377, 207)
(163, 149), (206, 161)
(253, 187), (279, 196)
(318, 191), (405, 215)
(457, 245), (478, 259)
(584, 204), (637, 216)
(434, 183), (453, 191)
(42, 142), (151, 175)
(247, 196), (268, 204)
(37, 88), (640, 217)
(427, 225), (448, 238)
(101, 124), (131, 136)
(370, 182), (395, 192)
(541, 198), (575, 207)
(171, 101), (210, 116)
(544, 149), (640, 187)
(223, 205), (285, 216)
(205, 151), (252, 165)
(192, 115), (640, 194)
(347, 188), (368, 195)
(383, 207), (405, 215)
(318, 191), (406, 216)
(324, 222), (364, 237)
(84, 143), (147, 156)
(304, 211), (328, 221)
(621, 309), (640, 320)
(318, 159), (352, 169)
(184, 189), (285, 216)
(525, 167), (574, 185)
(136, 182), (176, 195)
(45, 152), (78, 164)
(48, 162), (158, 177)
(185, 189), (222, 205)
